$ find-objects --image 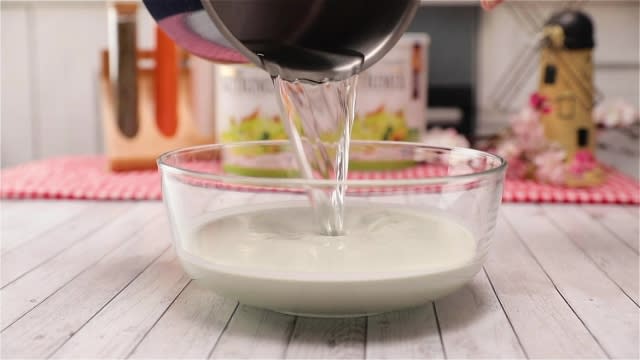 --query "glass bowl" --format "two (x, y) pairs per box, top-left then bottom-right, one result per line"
(158, 140), (506, 317)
